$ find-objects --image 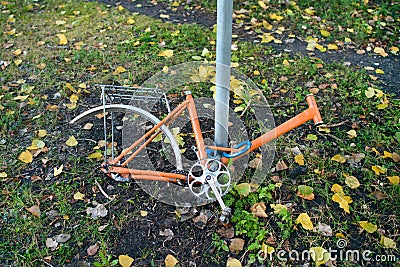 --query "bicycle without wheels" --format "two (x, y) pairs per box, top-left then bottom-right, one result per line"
(70, 84), (322, 223)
